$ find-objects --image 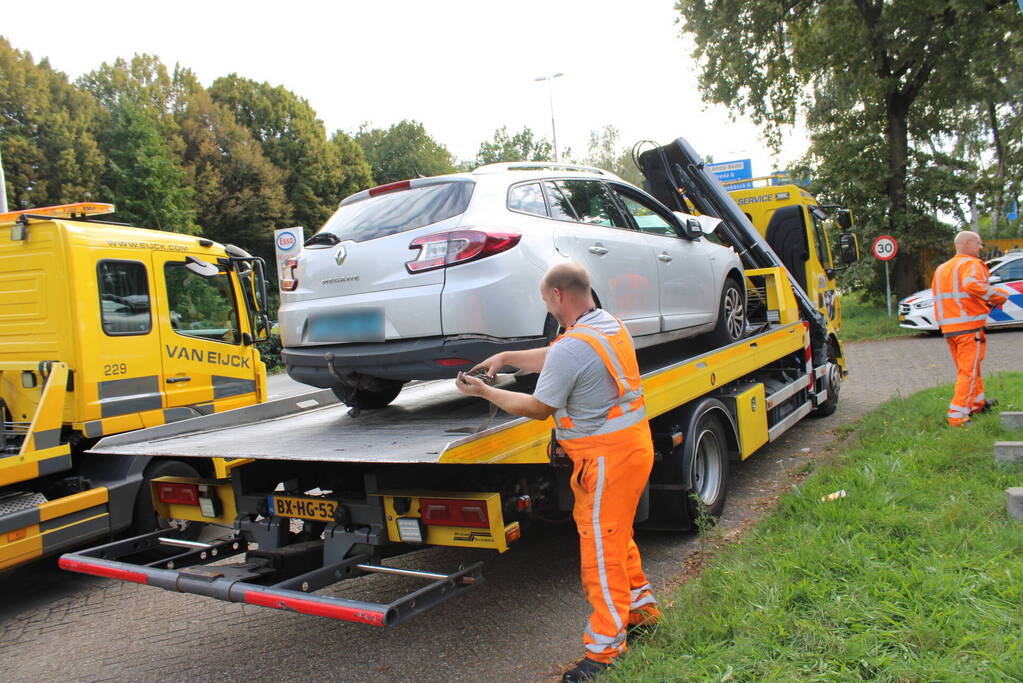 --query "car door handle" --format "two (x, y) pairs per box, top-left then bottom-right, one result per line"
(657, 252), (672, 262)
(166, 376), (191, 384)
(588, 245), (609, 255)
